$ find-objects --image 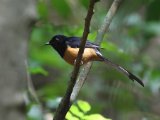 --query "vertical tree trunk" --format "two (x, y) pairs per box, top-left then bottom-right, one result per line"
(0, 0), (37, 120)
